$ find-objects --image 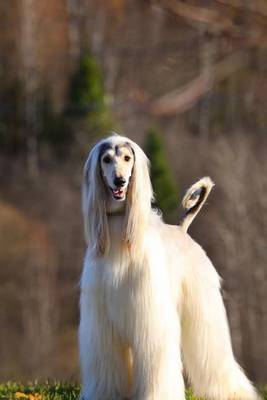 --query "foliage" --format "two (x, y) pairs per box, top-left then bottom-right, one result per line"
(0, 382), (80, 400)
(0, 81), (73, 159)
(1, 383), (266, 400)
(0, 382), (201, 400)
(261, 387), (267, 400)
(145, 127), (178, 221)
(68, 53), (115, 138)
(69, 55), (104, 112)
(0, 54), (114, 160)
(39, 53), (115, 158)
